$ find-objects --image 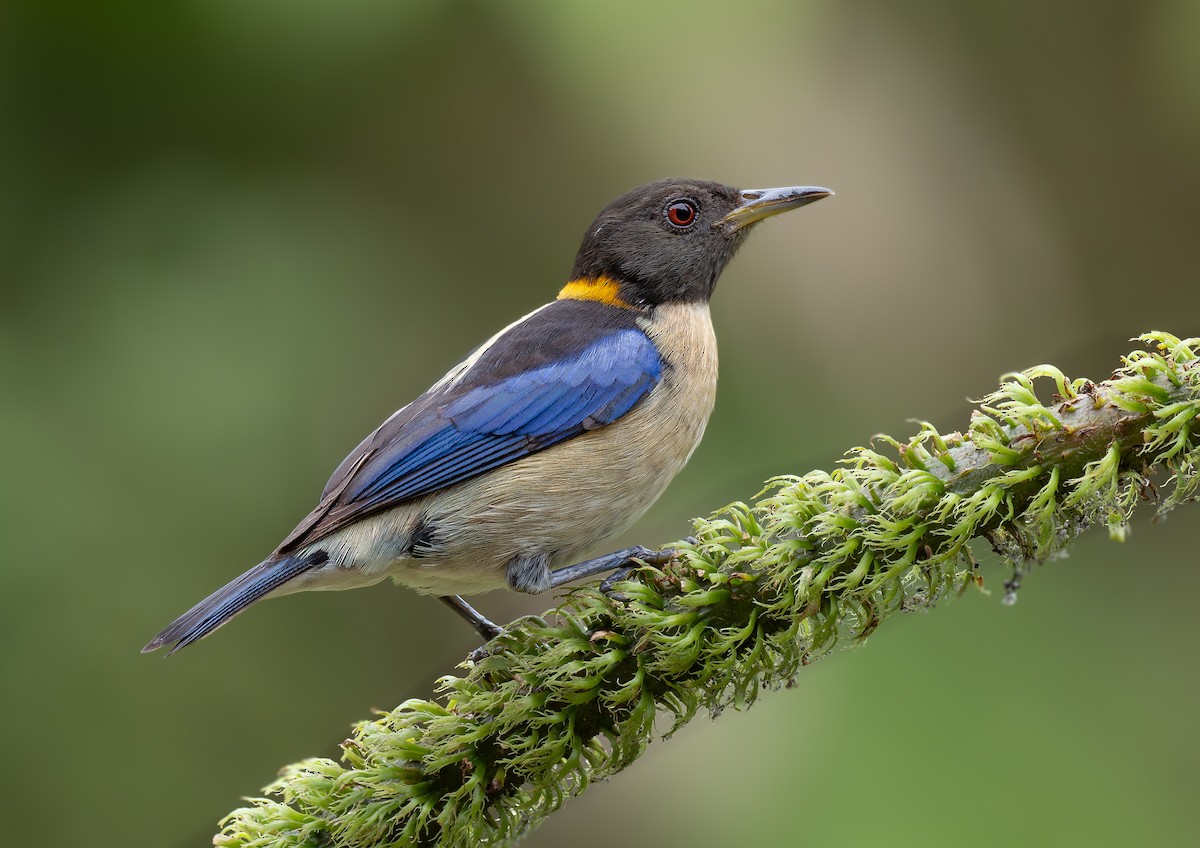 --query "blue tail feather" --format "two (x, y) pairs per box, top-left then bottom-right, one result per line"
(142, 551), (325, 655)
